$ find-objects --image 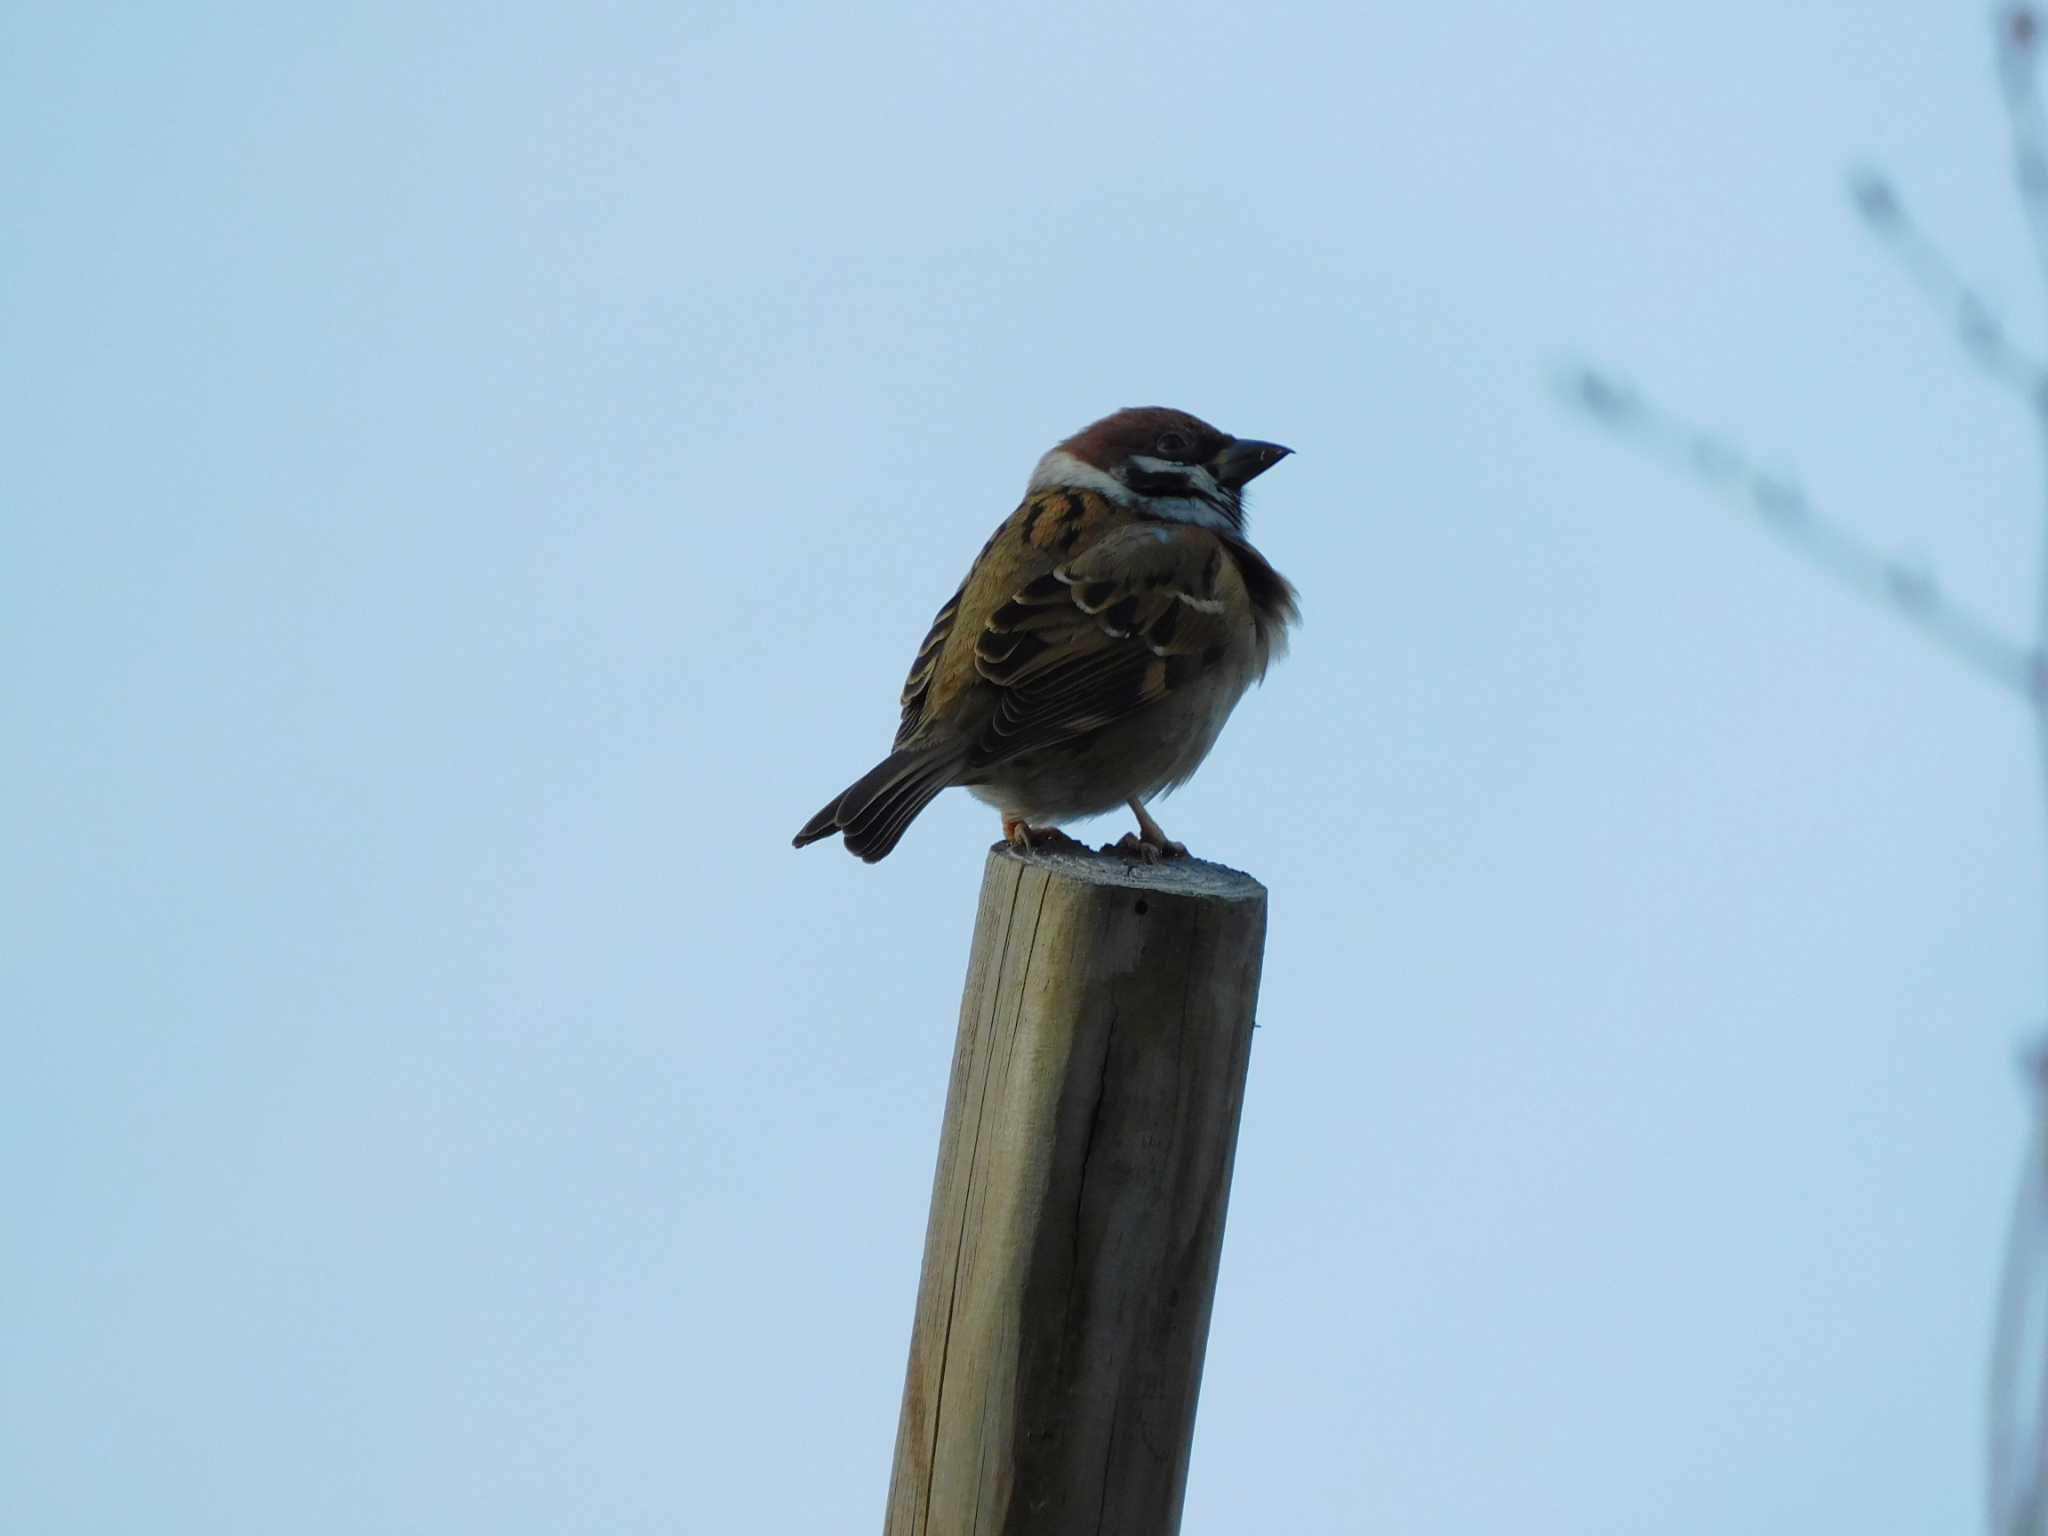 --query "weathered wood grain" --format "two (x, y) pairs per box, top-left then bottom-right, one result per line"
(884, 845), (1269, 1536)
